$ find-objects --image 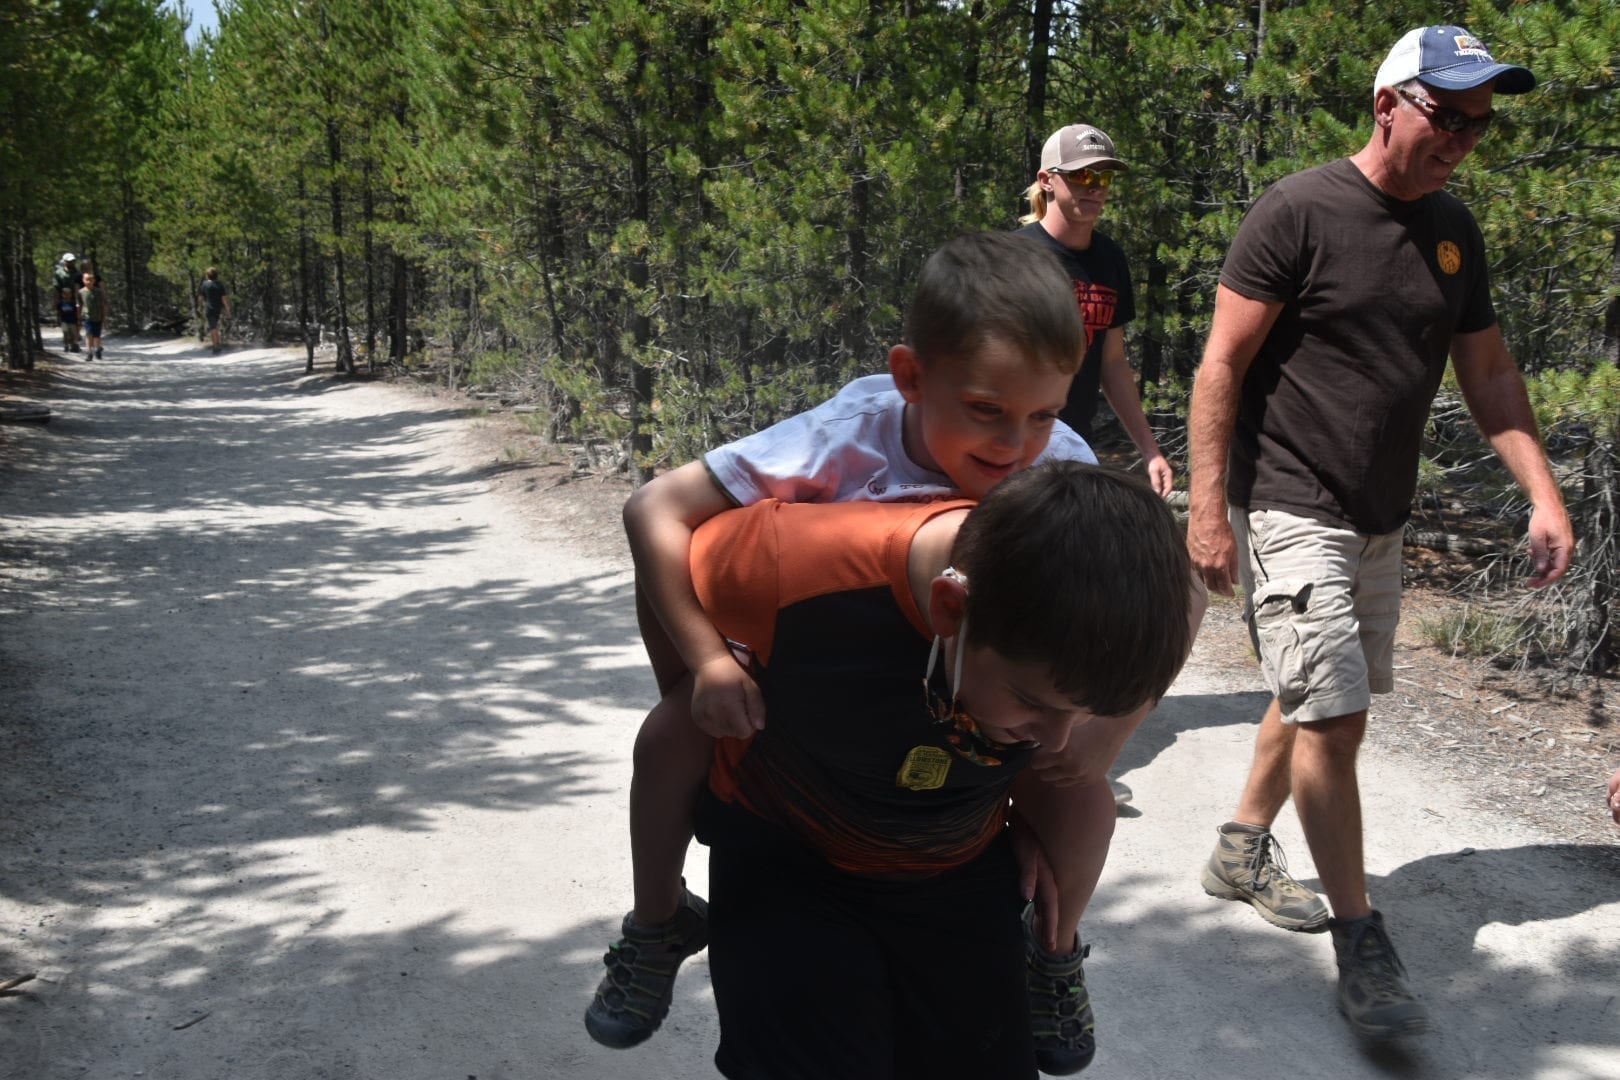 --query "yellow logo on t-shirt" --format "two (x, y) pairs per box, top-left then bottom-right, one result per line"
(896, 745), (951, 791)
(1437, 241), (1462, 275)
